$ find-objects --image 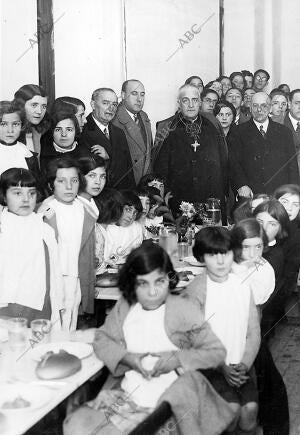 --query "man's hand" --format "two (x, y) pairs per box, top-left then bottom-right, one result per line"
(91, 145), (109, 159)
(150, 351), (180, 377)
(120, 352), (152, 378)
(237, 185), (253, 198)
